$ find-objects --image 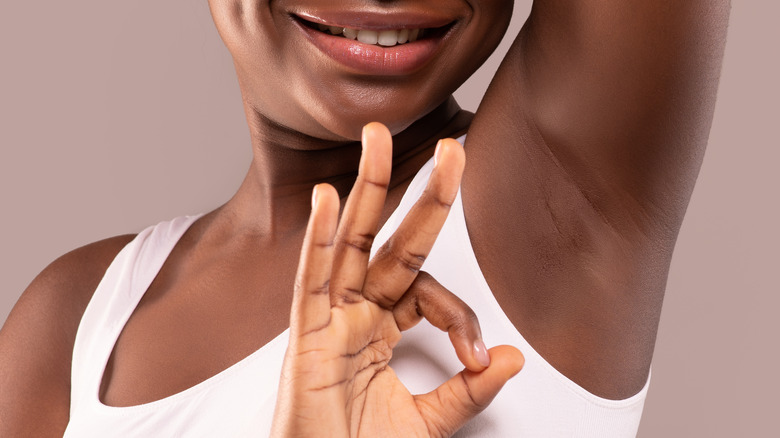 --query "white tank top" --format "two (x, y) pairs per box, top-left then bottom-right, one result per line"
(65, 148), (649, 437)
